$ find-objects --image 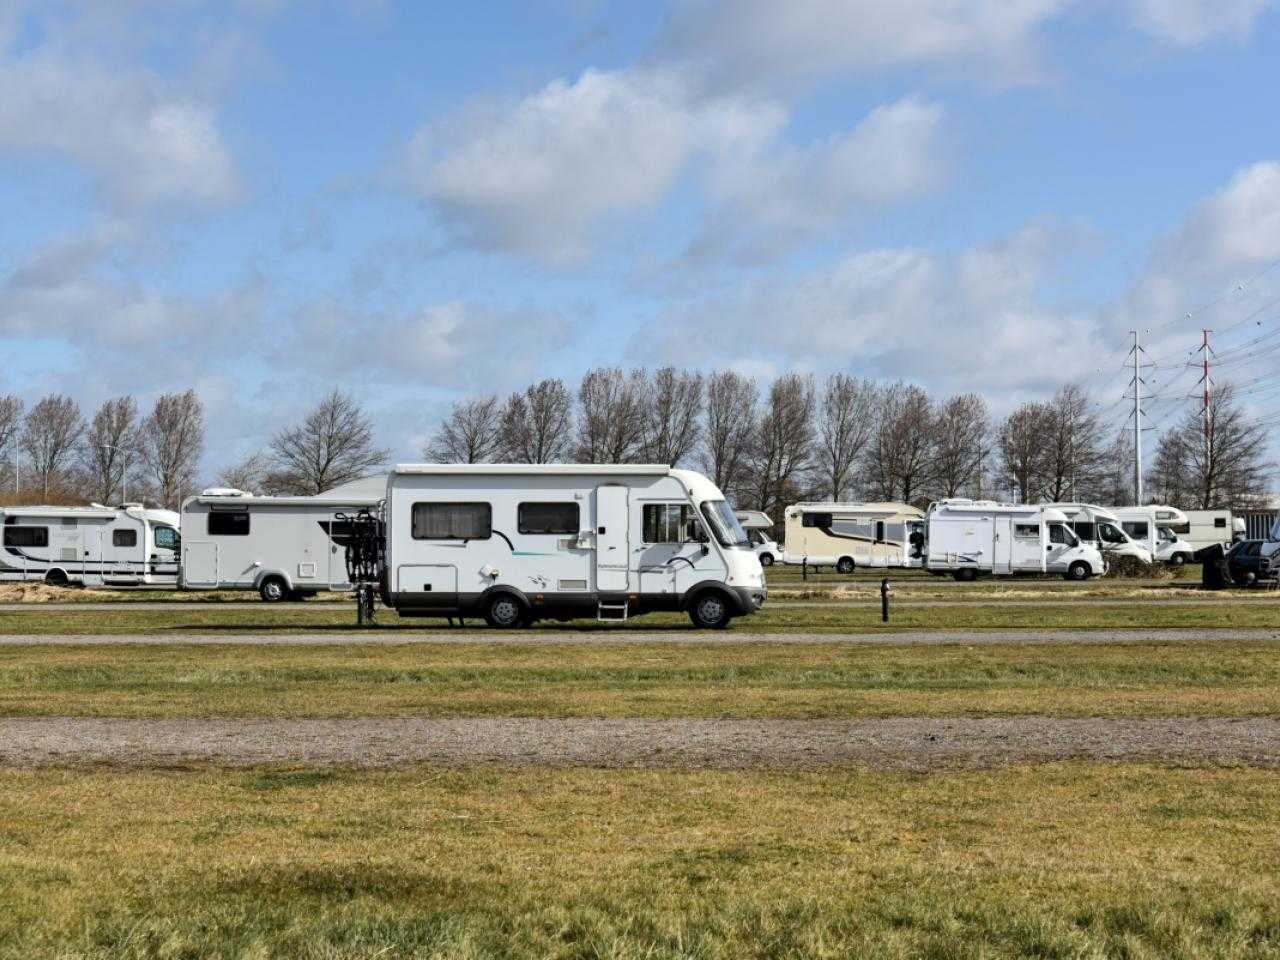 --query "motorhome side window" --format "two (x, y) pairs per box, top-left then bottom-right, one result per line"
(1214, 517), (1227, 528)
(1124, 521), (1149, 539)
(1014, 523), (1039, 538)
(411, 503), (491, 540)
(3, 526), (48, 547)
(208, 511), (250, 536)
(801, 512), (832, 528)
(517, 502), (579, 535)
(643, 504), (694, 543)
(113, 529), (138, 548)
